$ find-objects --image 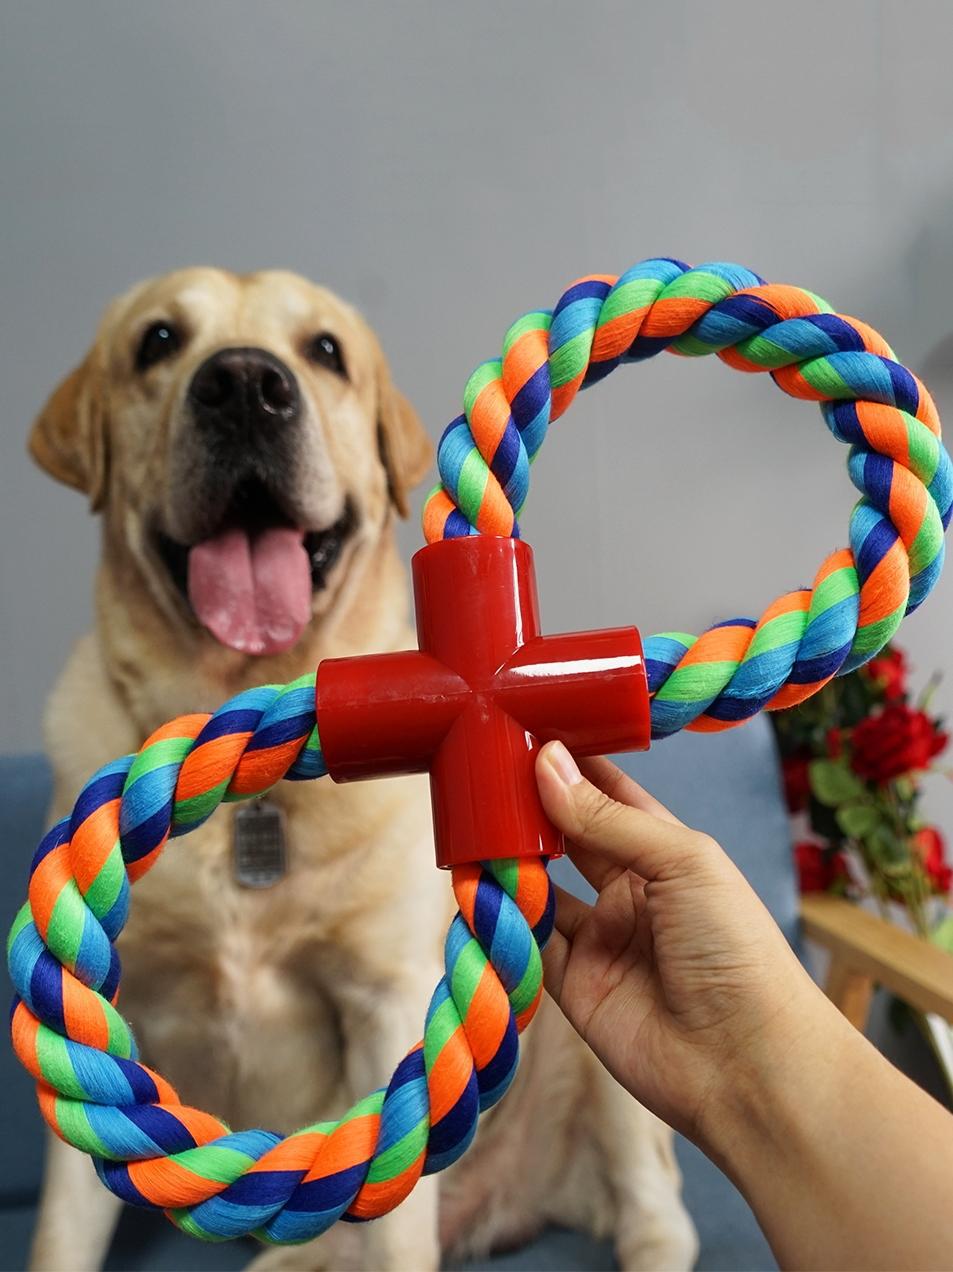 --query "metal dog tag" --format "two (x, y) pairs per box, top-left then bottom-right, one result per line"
(233, 800), (288, 888)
